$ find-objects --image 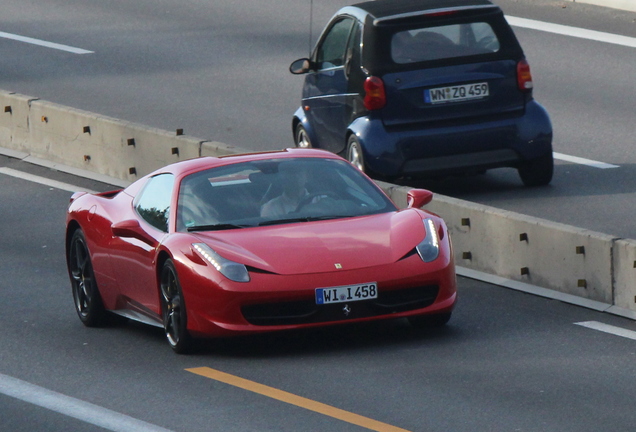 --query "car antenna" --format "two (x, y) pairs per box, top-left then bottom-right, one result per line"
(308, 0), (313, 56)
